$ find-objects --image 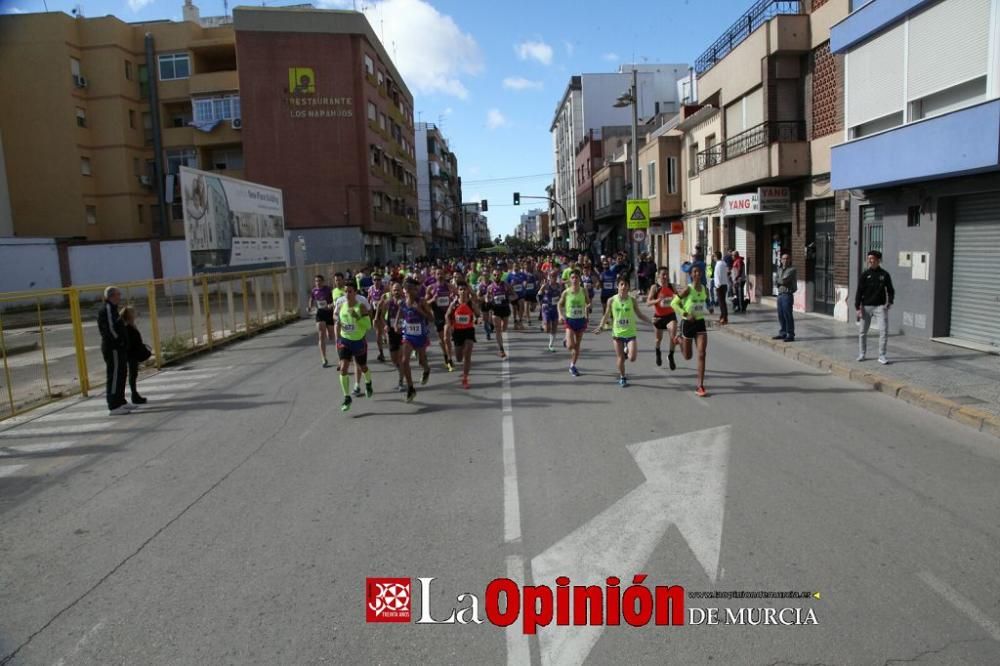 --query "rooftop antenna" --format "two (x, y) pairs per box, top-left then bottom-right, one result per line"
(71, 3), (83, 17)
